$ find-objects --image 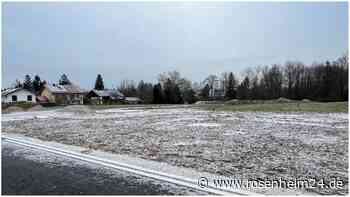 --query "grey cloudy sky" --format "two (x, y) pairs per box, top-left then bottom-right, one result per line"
(2, 2), (348, 89)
